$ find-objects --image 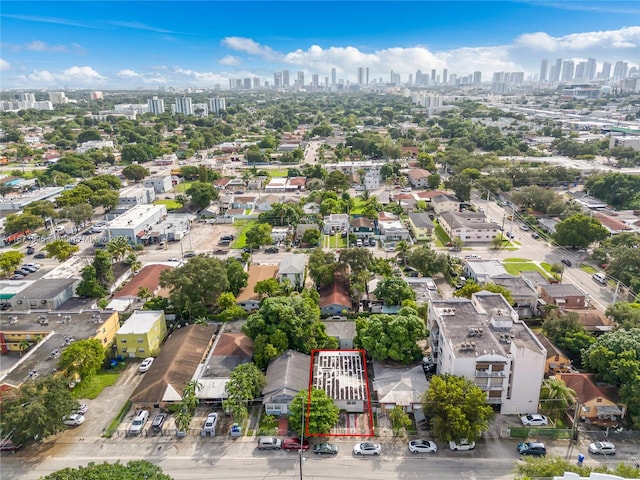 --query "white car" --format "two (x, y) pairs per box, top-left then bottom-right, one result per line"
(520, 414), (549, 426)
(138, 357), (154, 373)
(63, 414), (85, 426)
(203, 412), (218, 433)
(408, 439), (437, 454)
(74, 404), (89, 415)
(353, 442), (381, 455)
(588, 441), (616, 455)
(449, 439), (475, 451)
